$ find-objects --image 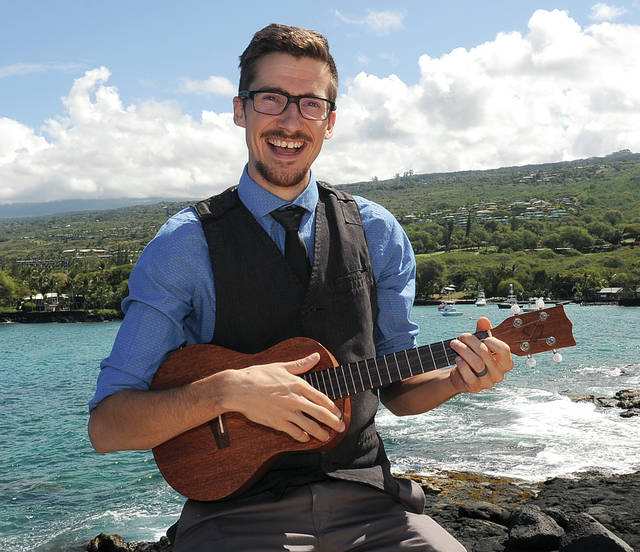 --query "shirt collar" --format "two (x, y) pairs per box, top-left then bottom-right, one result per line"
(237, 165), (319, 219)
